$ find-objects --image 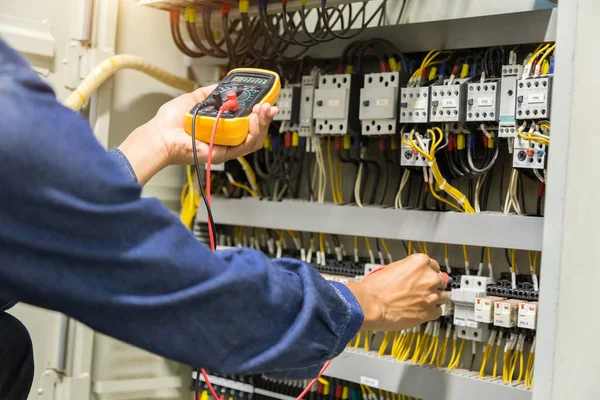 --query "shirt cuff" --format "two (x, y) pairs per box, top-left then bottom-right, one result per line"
(328, 281), (364, 357)
(108, 148), (138, 183)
